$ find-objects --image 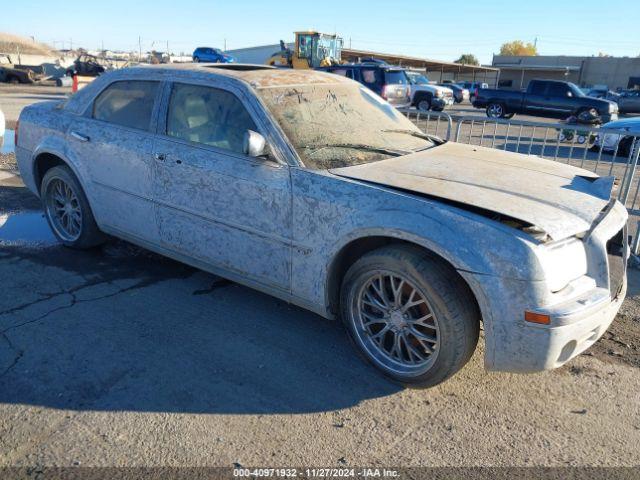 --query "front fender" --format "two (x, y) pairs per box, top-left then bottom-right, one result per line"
(290, 167), (544, 319)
